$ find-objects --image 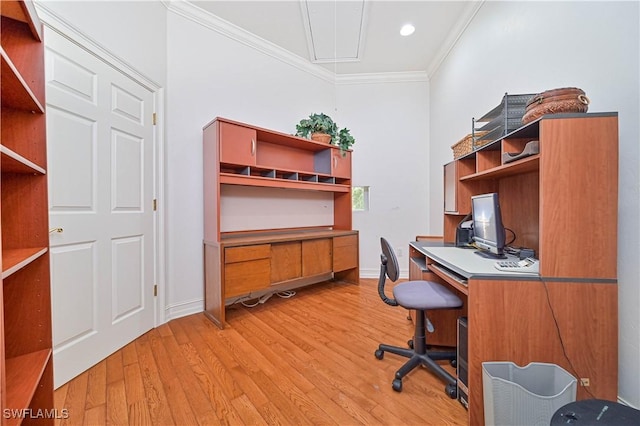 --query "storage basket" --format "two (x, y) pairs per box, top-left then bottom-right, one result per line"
(451, 131), (488, 159)
(522, 87), (590, 124)
(452, 134), (474, 159)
